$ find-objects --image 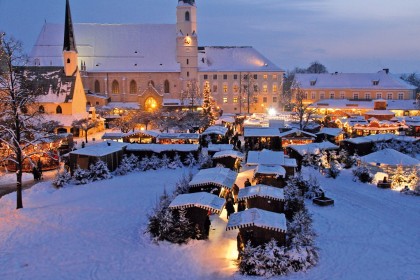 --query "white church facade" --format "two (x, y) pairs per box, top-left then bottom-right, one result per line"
(29, 0), (284, 115)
